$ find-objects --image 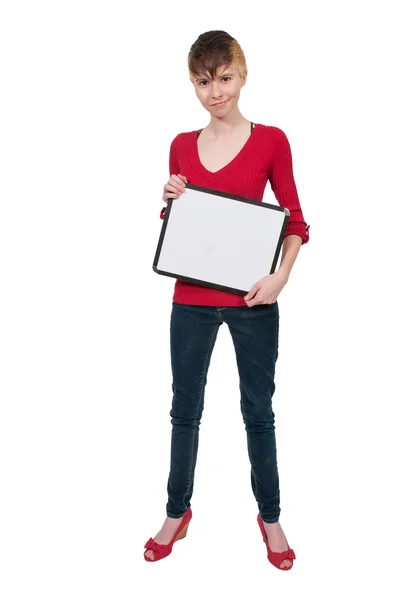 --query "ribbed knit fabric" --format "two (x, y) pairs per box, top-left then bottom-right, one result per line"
(160, 123), (310, 307)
